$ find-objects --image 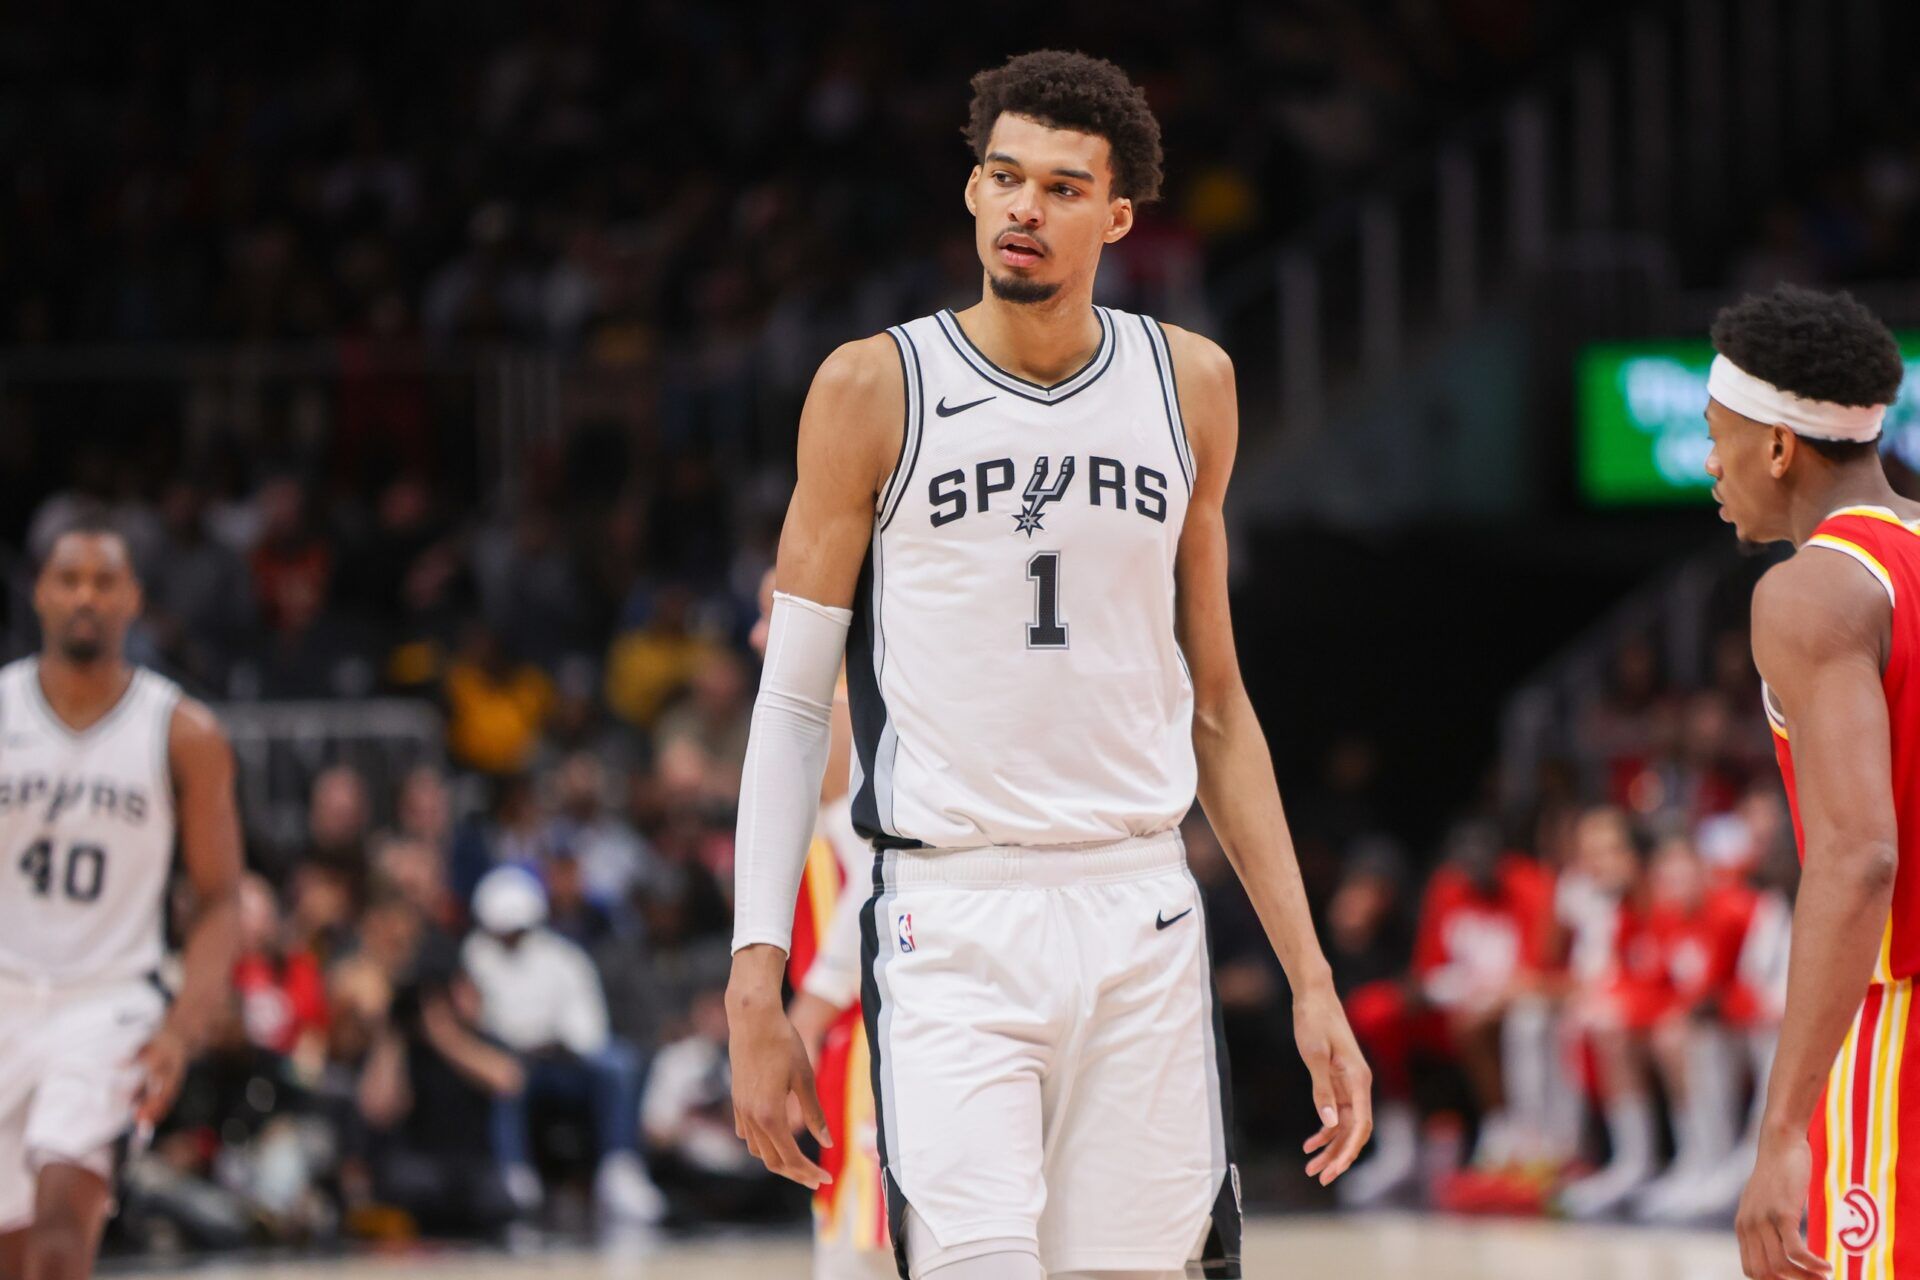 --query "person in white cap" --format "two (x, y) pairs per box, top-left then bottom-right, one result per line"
(462, 865), (665, 1225)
